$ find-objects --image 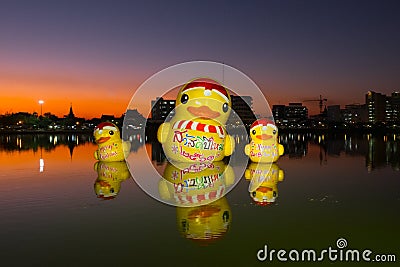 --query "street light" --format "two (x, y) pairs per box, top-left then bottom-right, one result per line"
(38, 100), (44, 116)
